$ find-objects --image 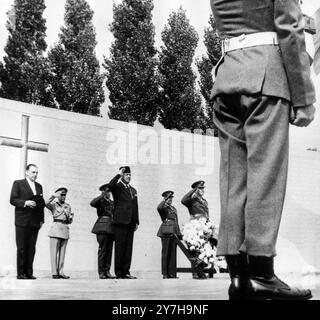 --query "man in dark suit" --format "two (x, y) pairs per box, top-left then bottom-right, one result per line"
(210, 0), (315, 300)
(108, 166), (139, 279)
(10, 164), (45, 279)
